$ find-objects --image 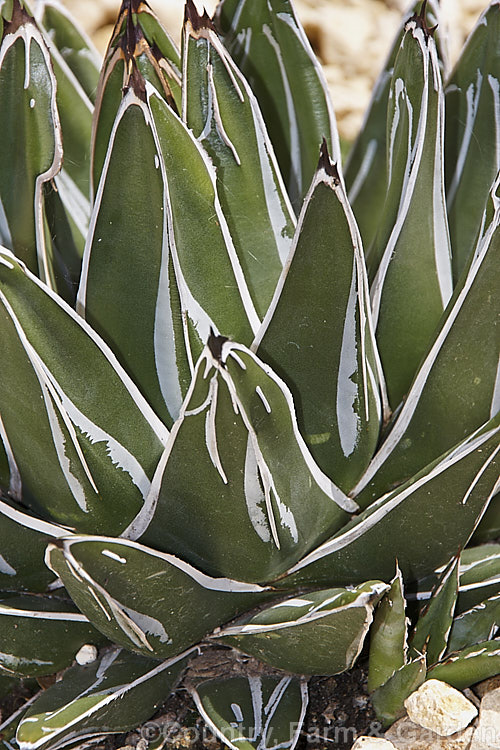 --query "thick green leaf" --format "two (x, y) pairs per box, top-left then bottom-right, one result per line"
(0, 594), (103, 678)
(281, 416), (500, 588)
(16, 647), (191, 750)
(413, 544), (500, 614)
(215, 582), (387, 675)
(471, 492), (500, 544)
(0, 2), (62, 281)
(428, 638), (500, 689)
(78, 81), (191, 428)
(191, 674), (308, 750)
(445, 2), (500, 281)
(0, 496), (66, 592)
(409, 554), (459, 666)
(130, 340), (357, 583)
(368, 566), (407, 693)
(447, 594), (500, 653)
(46, 535), (270, 659)
(91, 0), (181, 194)
(371, 657), (426, 729)
(354, 188), (499, 506)
(216, 0), (341, 211)
(35, 0), (100, 103)
(369, 12), (453, 407)
(0, 687), (41, 750)
(345, 0), (444, 251)
(255, 144), (385, 491)
(183, 5), (295, 320)
(0, 249), (168, 534)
